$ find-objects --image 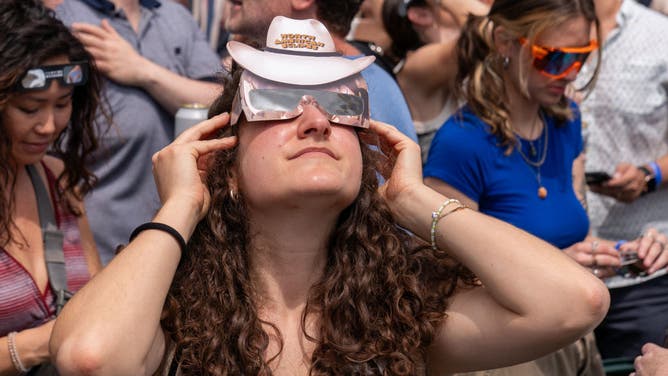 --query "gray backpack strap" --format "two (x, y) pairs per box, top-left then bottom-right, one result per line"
(25, 164), (70, 315)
